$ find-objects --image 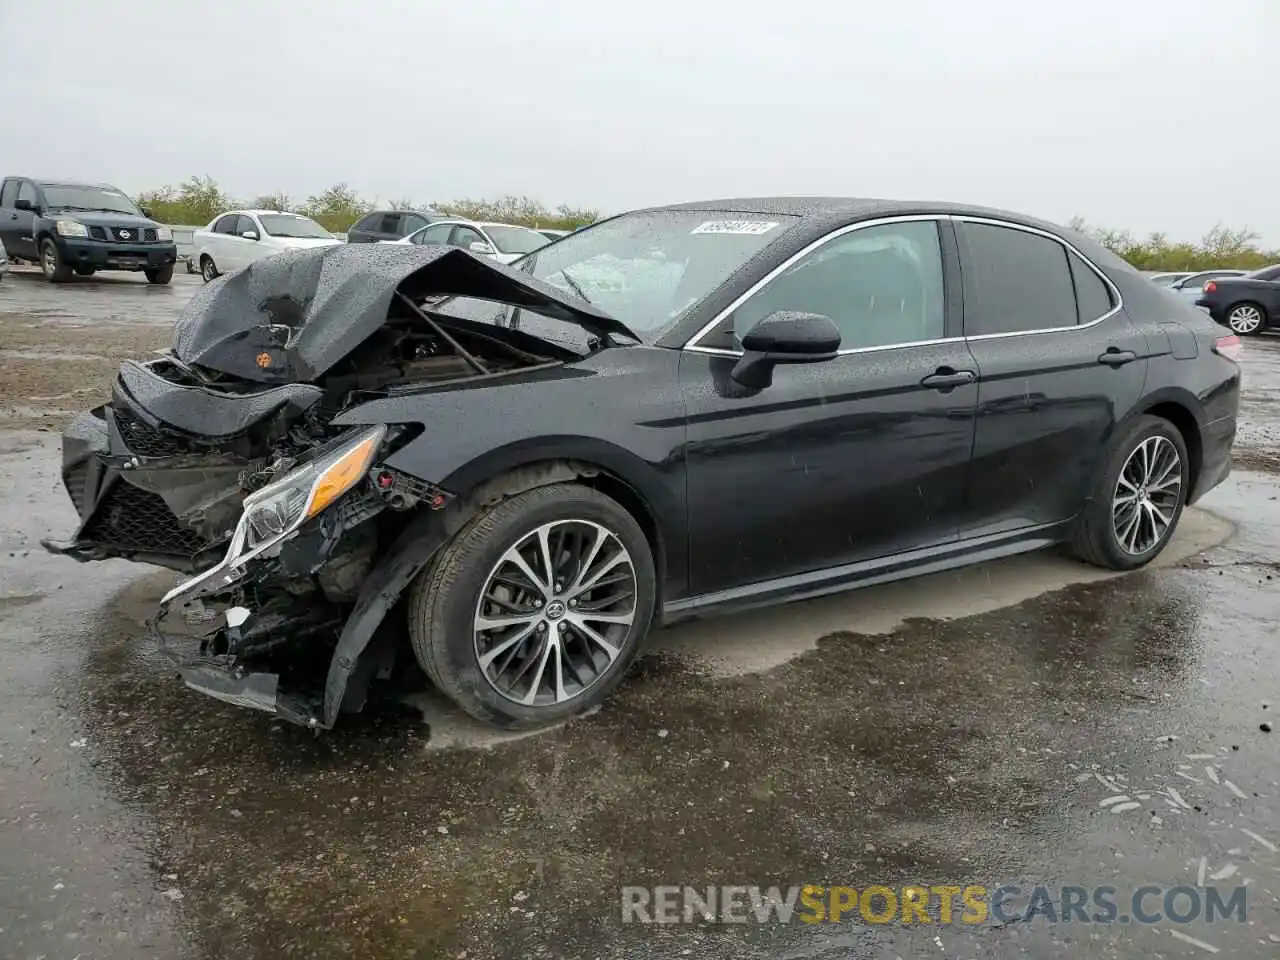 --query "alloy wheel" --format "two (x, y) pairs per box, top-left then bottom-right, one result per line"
(473, 519), (637, 707)
(1228, 304), (1263, 335)
(1112, 435), (1182, 555)
(201, 258), (216, 282)
(41, 243), (57, 278)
